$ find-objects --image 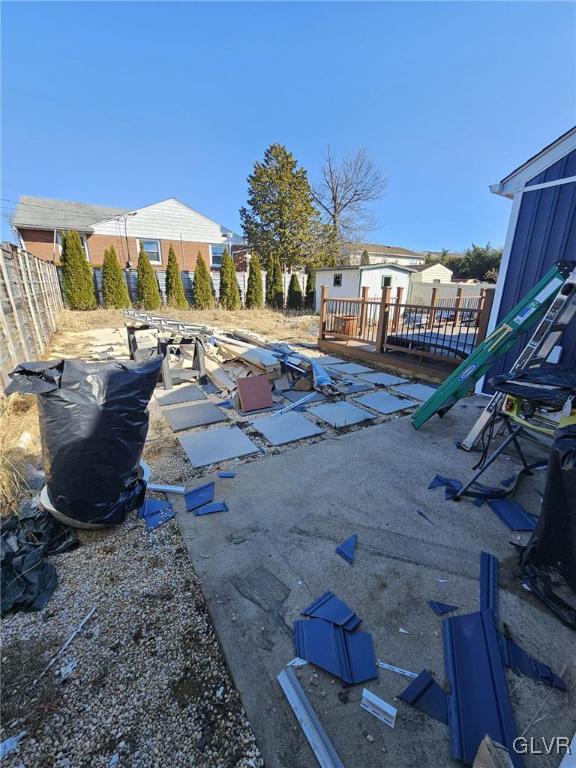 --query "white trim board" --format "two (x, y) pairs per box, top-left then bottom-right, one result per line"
(491, 128), (576, 198)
